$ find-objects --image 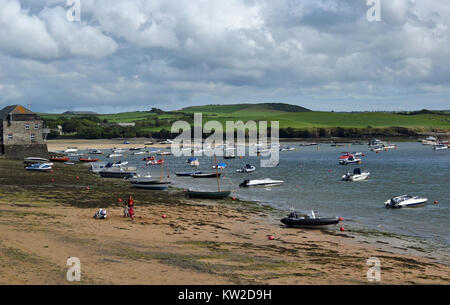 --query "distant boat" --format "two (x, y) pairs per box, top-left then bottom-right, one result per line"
(339, 154), (361, 165)
(24, 157), (50, 164)
(79, 158), (99, 163)
(64, 147), (78, 153)
(108, 153), (123, 158)
(384, 195), (428, 209)
(129, 147), (141, 151)
(51, 156), (70, 162)
(212, 163), (227, 169)
(131, 180), (171, 190)
(239, 178), (284, 187)
(176, 171), (202, 177)
(433, 144), (448, 150)
(89, 149), (104, 155)
(422, 136), (438, 145)
(236, 164), (256, 173)
(192, 173), (222, 178)
(146, 160), (164, 166)
(187, 157), (200, 167)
